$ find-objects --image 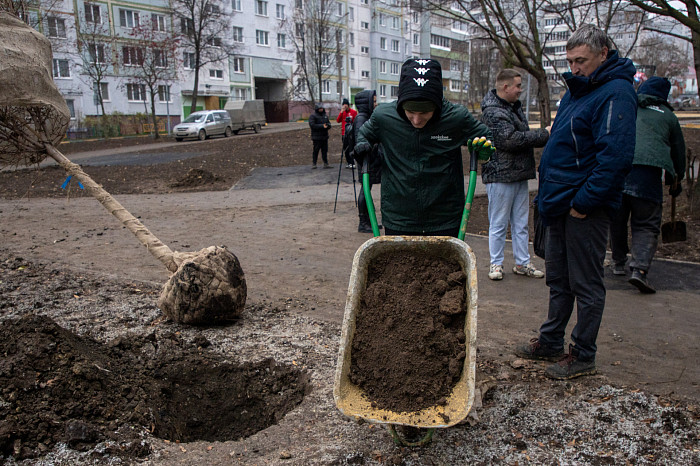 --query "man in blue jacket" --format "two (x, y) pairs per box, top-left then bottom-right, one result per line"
(515, 25), (637, 379)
